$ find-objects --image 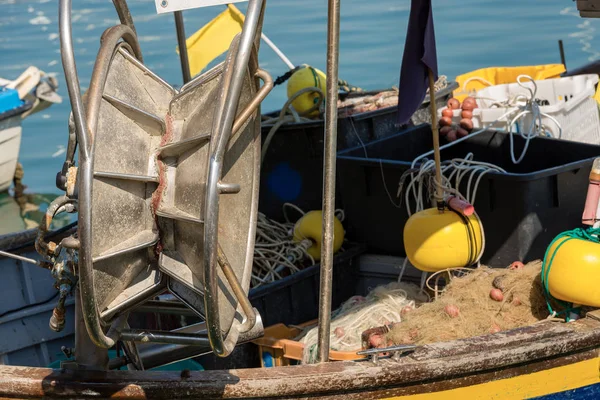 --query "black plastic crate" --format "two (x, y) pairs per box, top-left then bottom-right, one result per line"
(259, 83), (458, 221)
(337, 125), (600, 266)
(198, 244), (366, 370)
(248, 242), (365, 328)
